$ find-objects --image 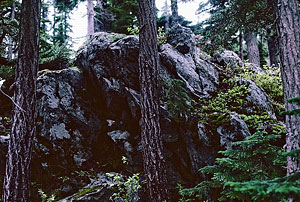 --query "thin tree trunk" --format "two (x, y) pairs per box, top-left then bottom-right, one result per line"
(8, 1), (15, 60)
(245, 31), (260, 66)
(87, 0), (95, 36)
(137, 0), (169, 201)
(95, 0), (104, 32)
(274, 0), (300, 177)
(170, 0), (178, 24)
(165, 15), (170, 31)
(239, 31), (244, 62)
(3, 0), (40, 201)
(267, 32), (280, 67)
